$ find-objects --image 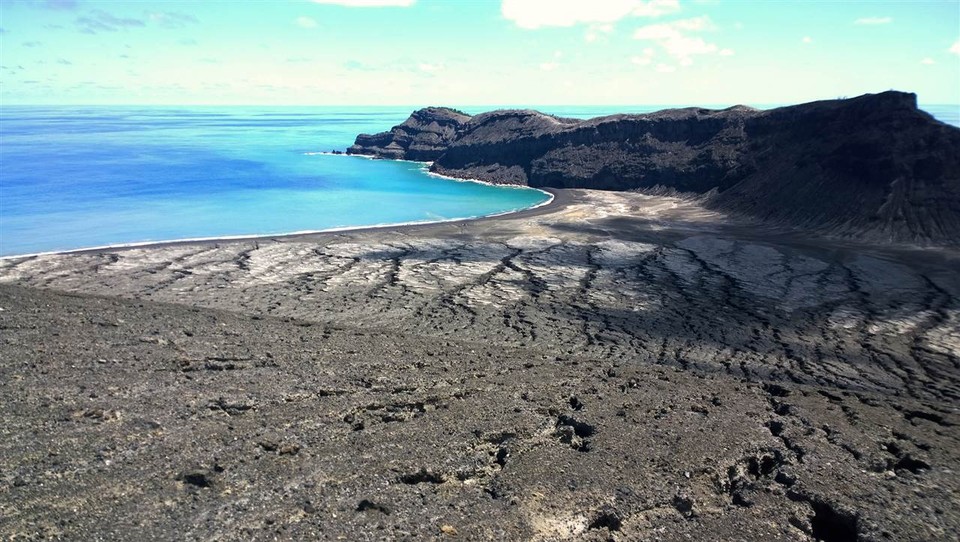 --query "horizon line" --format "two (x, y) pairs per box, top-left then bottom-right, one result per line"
(3, 102), (958, 108)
